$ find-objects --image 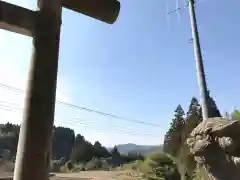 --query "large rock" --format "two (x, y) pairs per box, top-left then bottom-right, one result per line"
(187, 117), (240, 180)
